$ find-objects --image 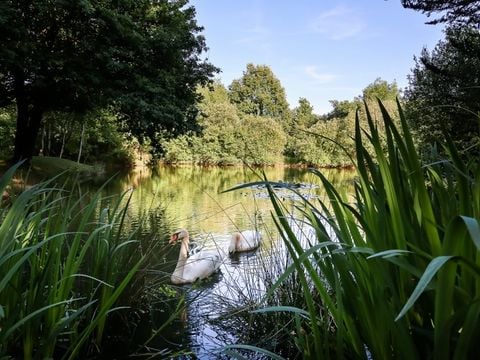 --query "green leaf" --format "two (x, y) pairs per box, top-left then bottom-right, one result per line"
(222, 344), (286, 360)
(1, 298), (84, 341)
(396, 256), (454, 321)
(367, 249), (411, 259)
(252, 306), (310, 319)
(460, 215), (480, 250)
